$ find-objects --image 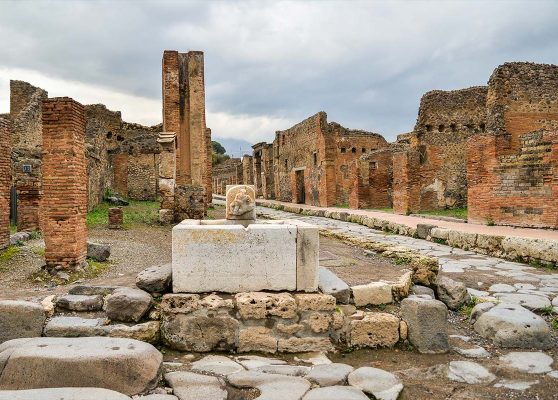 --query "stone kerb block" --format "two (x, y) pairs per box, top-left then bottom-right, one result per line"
(226, 184), (256, 220)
